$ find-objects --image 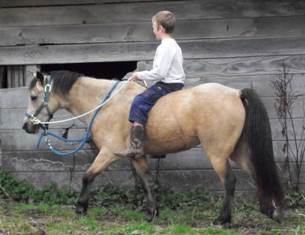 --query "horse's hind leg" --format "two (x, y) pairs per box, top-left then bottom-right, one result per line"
(202, 143), (237, 224)
(210, 158), (236, 225)
(76, 147), (118, 215)
(131, 157), (157, 222)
